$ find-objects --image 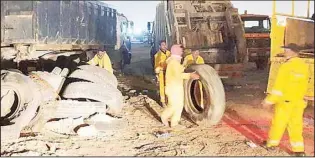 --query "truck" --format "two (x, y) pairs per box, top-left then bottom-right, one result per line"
(1, 1), (129, 140)
(152, 0), (247, 78)
(150, 0), (247, 126)
(267, 1), (314, 103)
(240, 11), (271, 70)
